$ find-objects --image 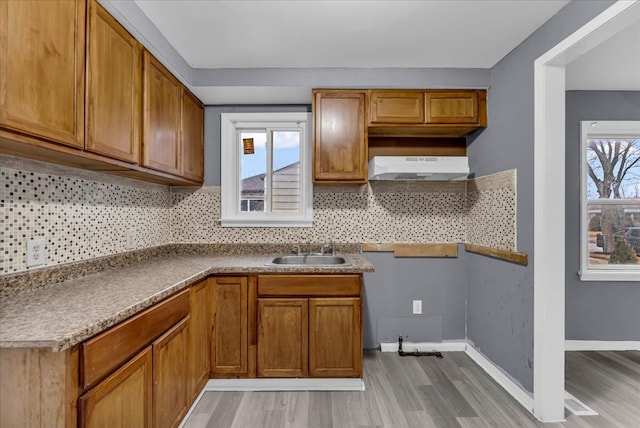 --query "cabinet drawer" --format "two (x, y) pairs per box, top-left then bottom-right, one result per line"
(257, 275), (361, 297)
(81, 289), (189, 390)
